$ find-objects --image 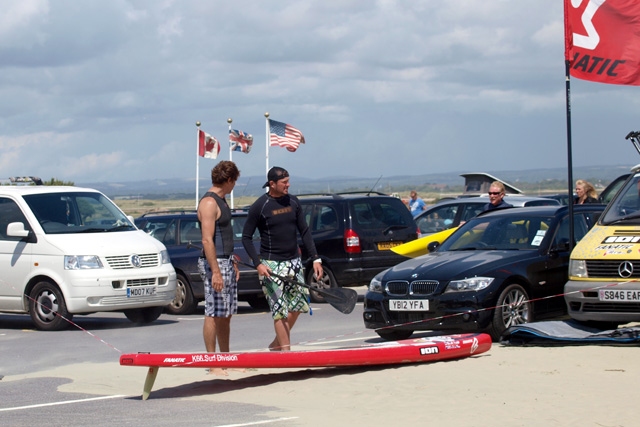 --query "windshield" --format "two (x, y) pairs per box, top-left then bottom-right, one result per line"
(601, 174), (640, 224)
(23, 191), (134, 234)
(439, 214), (554, 251)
